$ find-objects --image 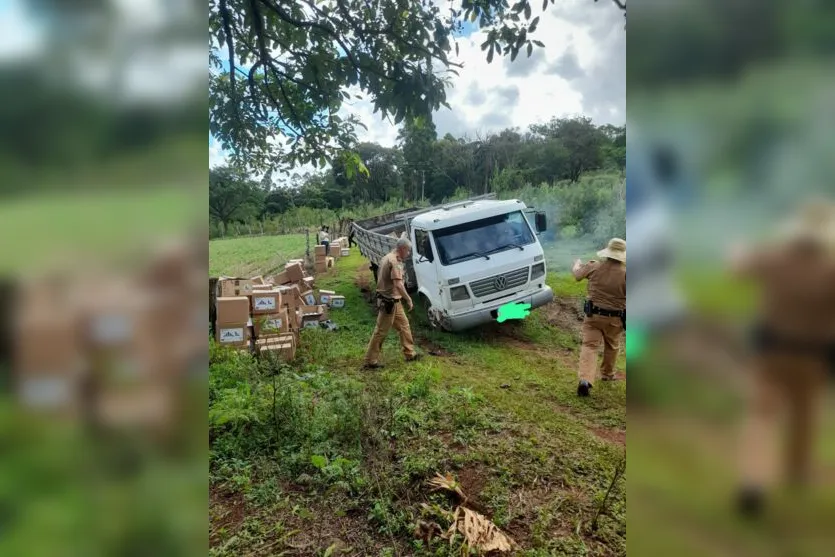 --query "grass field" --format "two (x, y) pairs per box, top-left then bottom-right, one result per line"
(209, 236), (627, 556)
(209, 234), (307, 277)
